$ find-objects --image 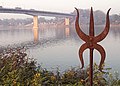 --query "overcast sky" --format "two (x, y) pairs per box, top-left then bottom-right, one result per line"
(0, 0), (120, 19)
